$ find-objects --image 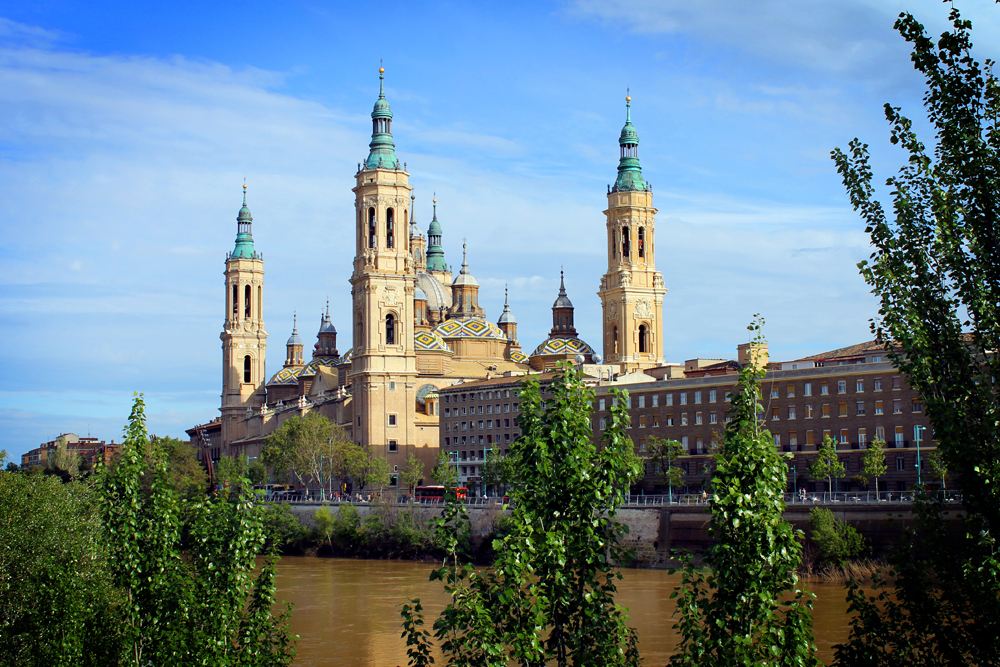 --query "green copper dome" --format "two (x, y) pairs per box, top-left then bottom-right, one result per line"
(613, 96), (648, 193)
(231, 185), (259, 260)
(426, 198), (447, 272)
(365, 67), (400, 170)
